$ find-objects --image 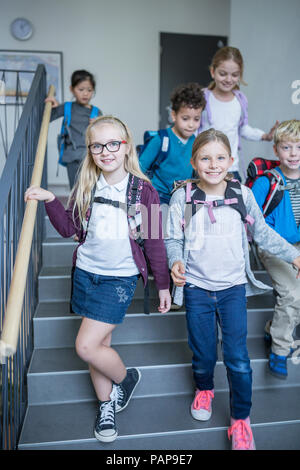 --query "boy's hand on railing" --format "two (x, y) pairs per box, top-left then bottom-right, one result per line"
(171, 261), (186, 287)
(292, 256), (300, 279)
(158, 289), (171, 314)
(44, 96), (59, 108)
(24, 186), (55, 203)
